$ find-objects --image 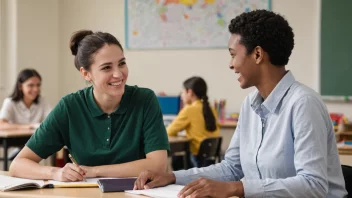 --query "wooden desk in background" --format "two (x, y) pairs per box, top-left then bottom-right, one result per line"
(0, 129), (35, 171)
(219, 120), (237, 128)
(168, 136), (190, 169)
(219, 120), (237, 157)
